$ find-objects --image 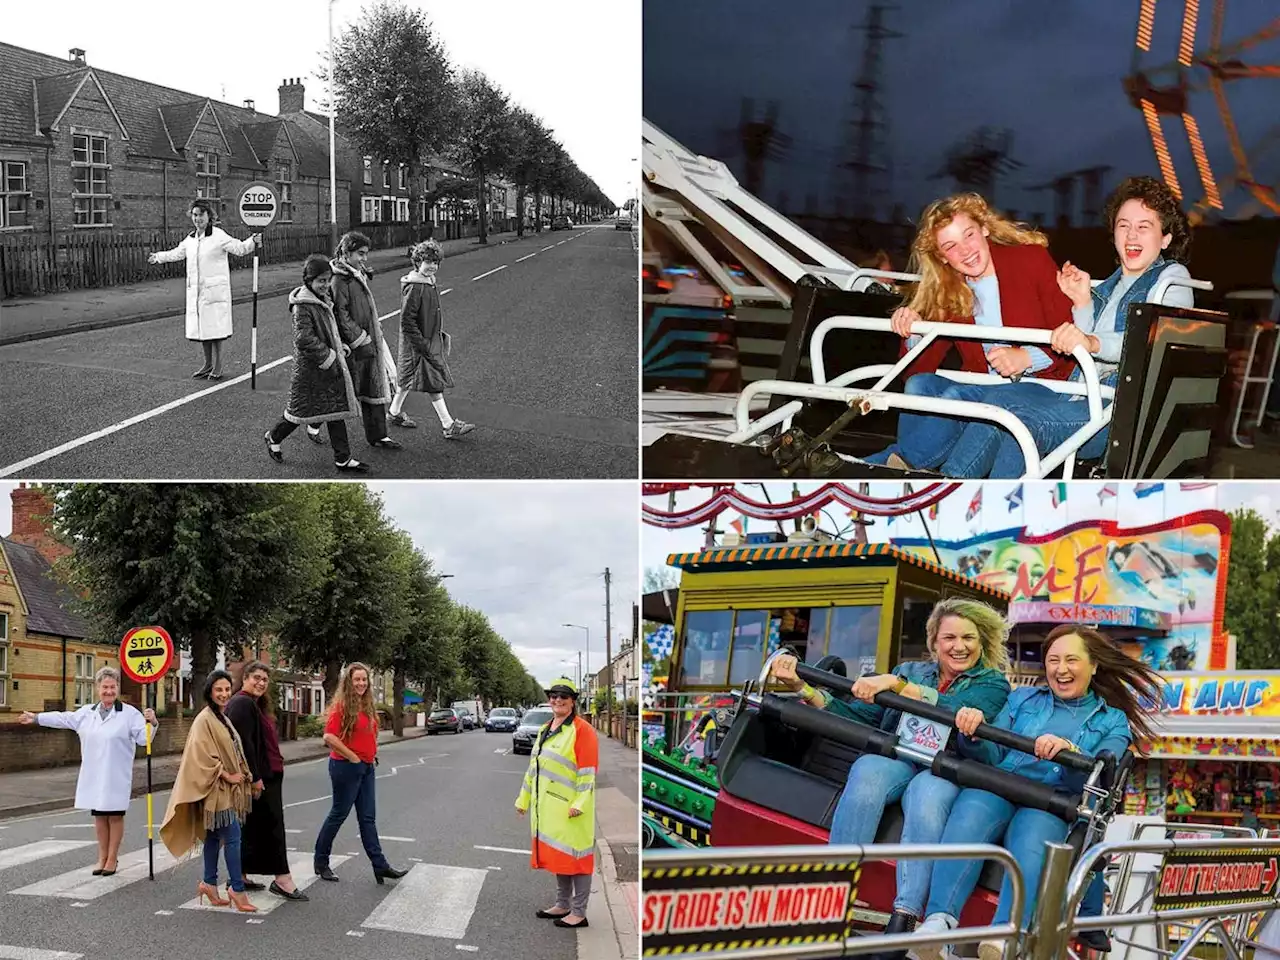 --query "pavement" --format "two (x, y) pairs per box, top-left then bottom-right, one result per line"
(0, 224), (638, 479)
(0, 725), (640, 960)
